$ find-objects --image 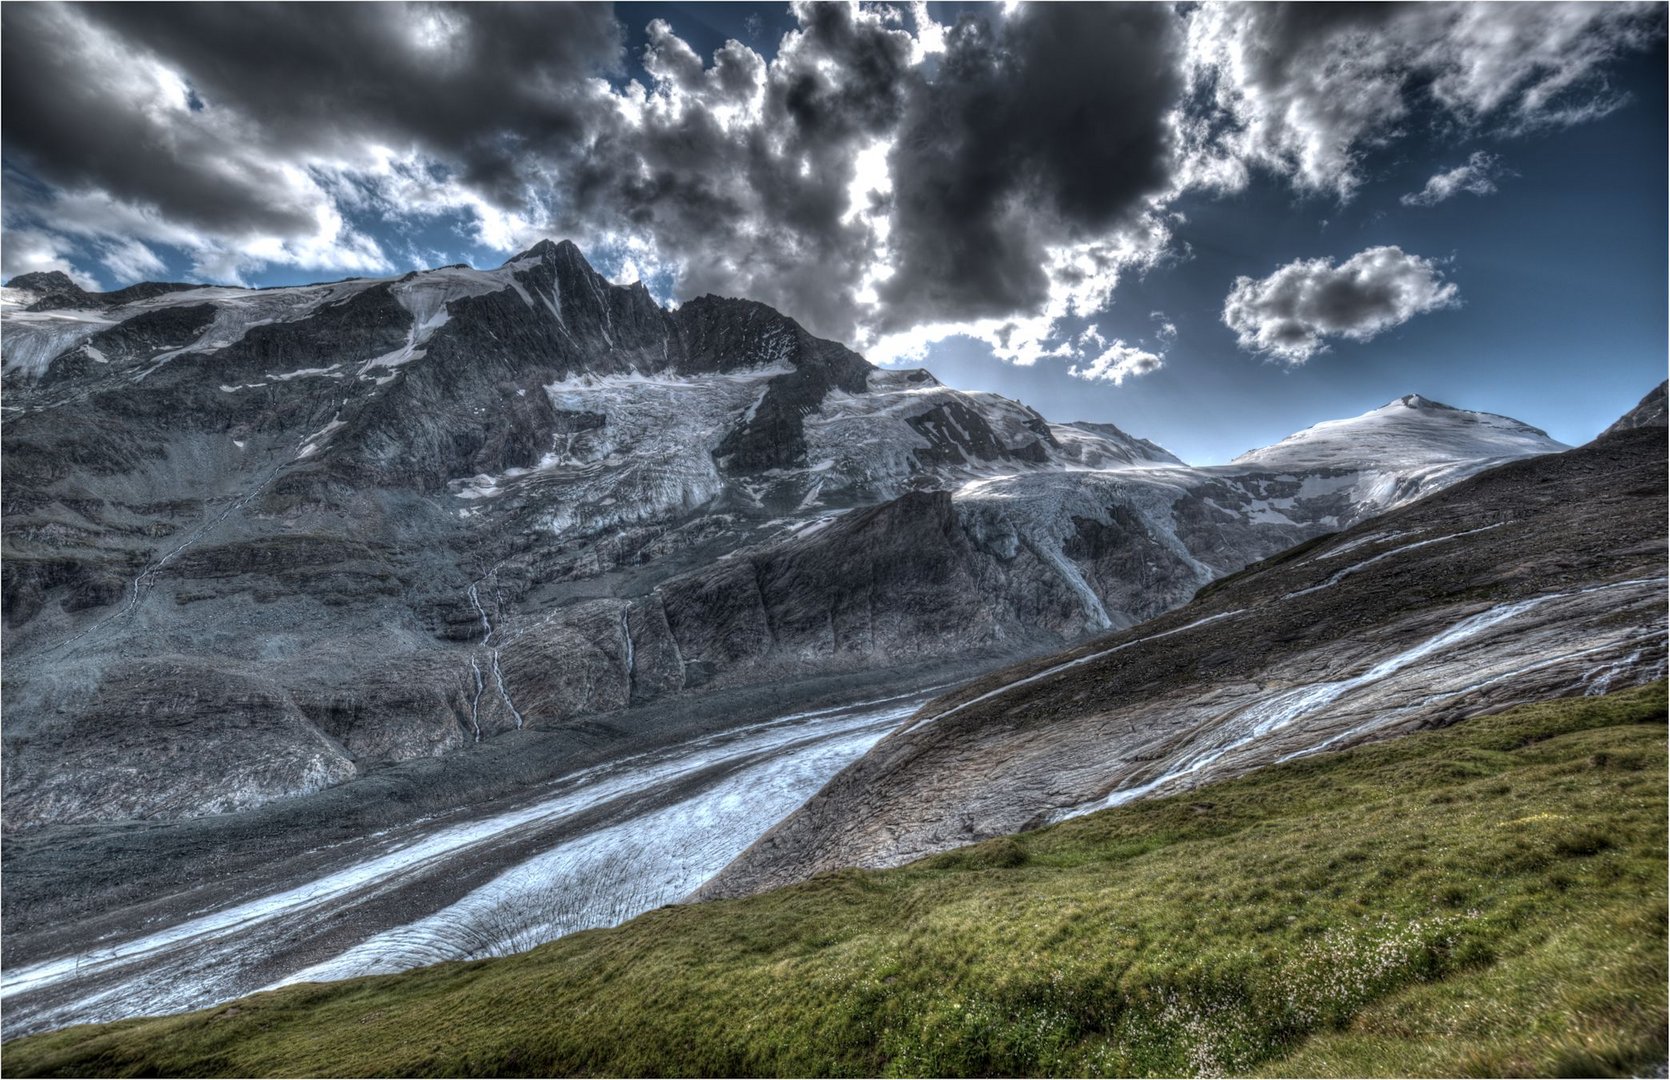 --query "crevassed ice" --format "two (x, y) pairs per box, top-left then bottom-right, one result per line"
(0, 691), (933, 1034)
